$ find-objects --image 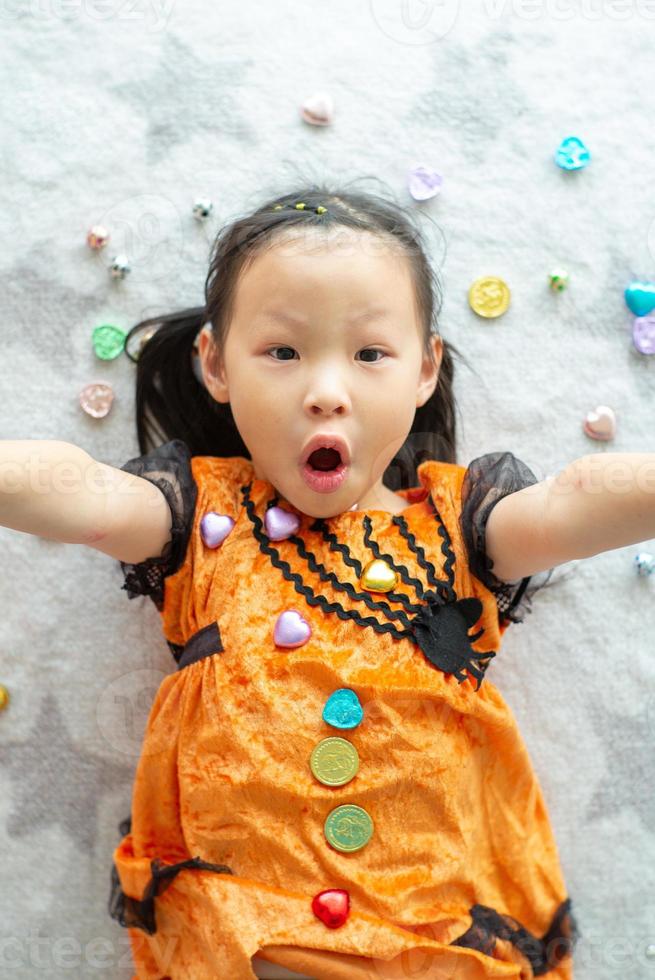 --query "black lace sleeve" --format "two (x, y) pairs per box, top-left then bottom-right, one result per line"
(459, 451), (555, 625)
(118, 439), (198, 611)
